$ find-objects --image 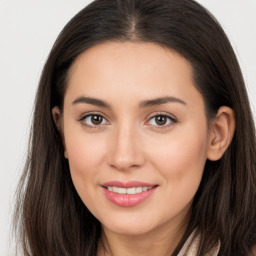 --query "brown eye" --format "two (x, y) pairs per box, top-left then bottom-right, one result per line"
(155, 115), (168, 125)
(91, 115), (103, 125)
(81, 114), (108, 127)
(147, 114), (176, 127)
